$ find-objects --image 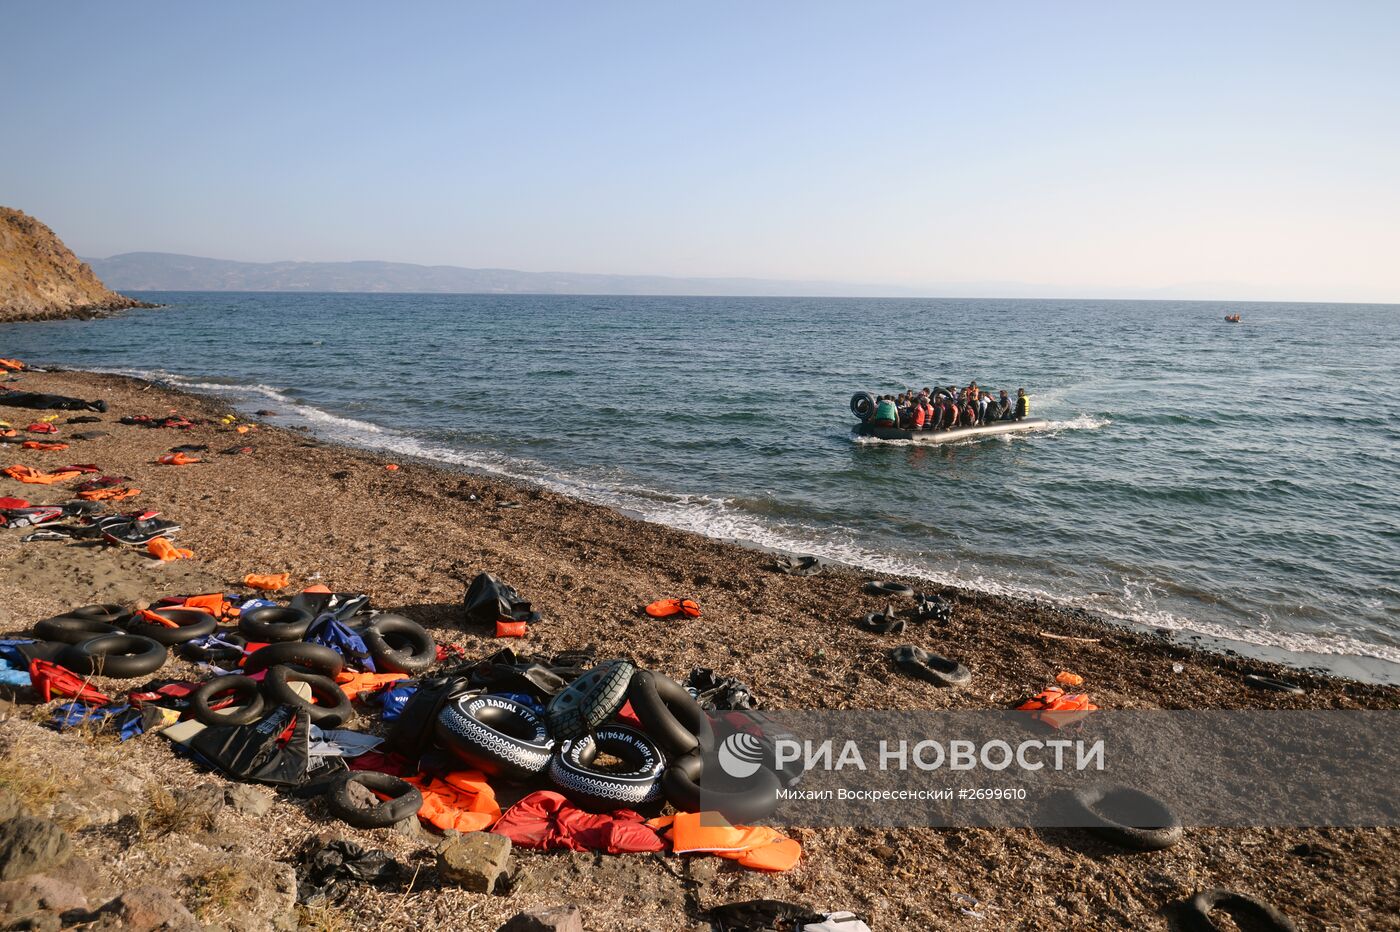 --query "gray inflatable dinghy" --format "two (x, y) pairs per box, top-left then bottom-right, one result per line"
(854, 418), (1048, 443)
